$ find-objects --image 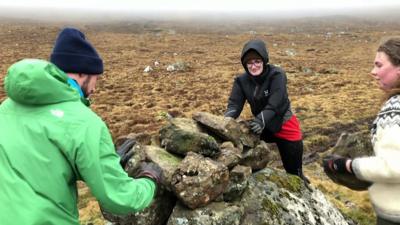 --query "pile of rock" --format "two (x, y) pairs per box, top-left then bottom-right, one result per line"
(103, 112), (352, 225)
